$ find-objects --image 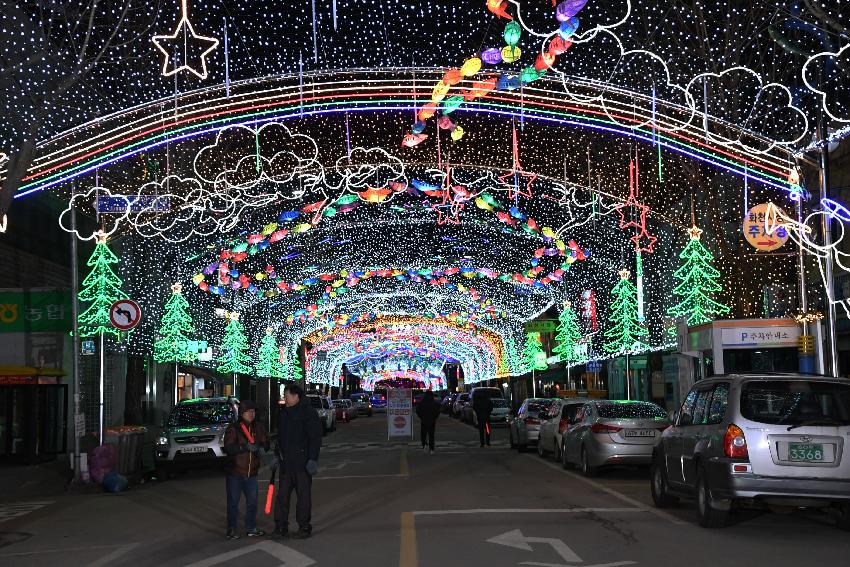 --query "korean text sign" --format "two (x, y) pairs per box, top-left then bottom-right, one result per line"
(387, 388), (412, 438)
(0, 289), (72, 333)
